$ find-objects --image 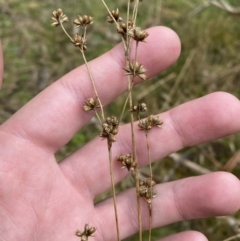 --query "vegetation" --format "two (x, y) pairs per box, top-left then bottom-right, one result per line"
(1, 0), (240, 240)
